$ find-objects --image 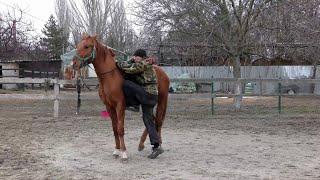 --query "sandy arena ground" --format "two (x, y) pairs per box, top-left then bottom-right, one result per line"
(0, 91), (320, 179)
